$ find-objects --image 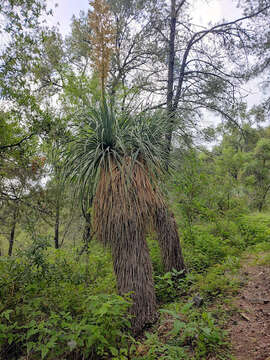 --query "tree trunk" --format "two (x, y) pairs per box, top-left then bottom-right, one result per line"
(78, 212), (92, 257)
(258, 185), (270, 212)
(79, 197), (93, 257)
(54, 197), (60, 249)
(83, 213), (92, 246)
(8, 208), (18, 256)
(155, 206), (185, 273)
(111, 218), (157, 334)
(94, 165), (158, 334)
(165, 0), (177, 164)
